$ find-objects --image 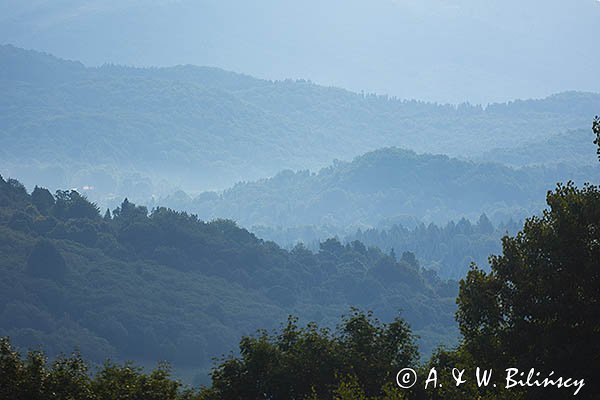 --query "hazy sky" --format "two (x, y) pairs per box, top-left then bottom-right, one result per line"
(1, 0), (599, 104)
